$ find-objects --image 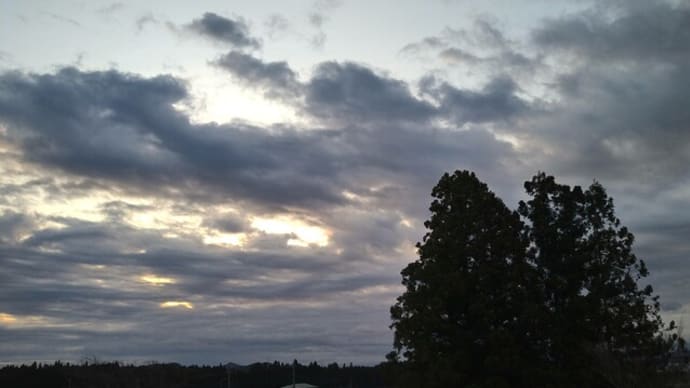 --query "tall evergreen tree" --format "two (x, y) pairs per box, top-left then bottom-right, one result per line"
(389, 171), (680, 388)
(518, 173), (677, 386)
(389, 171), (534, 388)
